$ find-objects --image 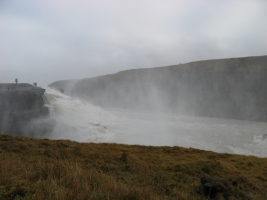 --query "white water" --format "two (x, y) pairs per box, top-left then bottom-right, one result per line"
(42, 87), (267, 158)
